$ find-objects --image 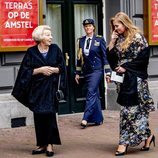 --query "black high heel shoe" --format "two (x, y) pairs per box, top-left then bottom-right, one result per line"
(115, 145), (128, 156)
(141, 135), (156, 151)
